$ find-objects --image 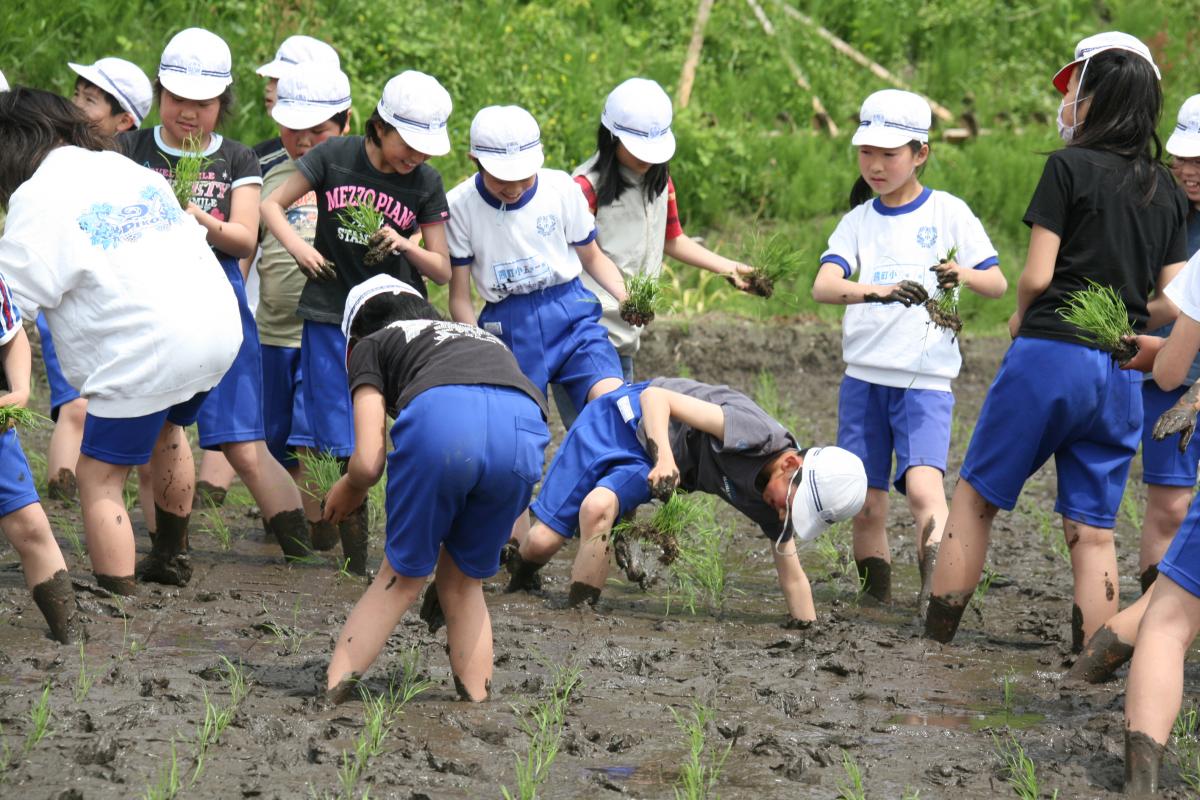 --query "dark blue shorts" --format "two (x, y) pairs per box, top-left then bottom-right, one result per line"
(1140, 379), (1200, 487)
(36, 314), (81, 419)
(1160, 490), (1200, 599)
(836, 375), (954, 494)
(479, 277), (623, 413)
(196, 256), (266, 451)
(961, 337), (1141, 528)
(531, 381), (654, 538)
(0, 428), (41, 517)
(261, 344), (313, 467)
(300, 320), (354, 458)
(80, 392), (207, 466)
(384, 385), (549, 579)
